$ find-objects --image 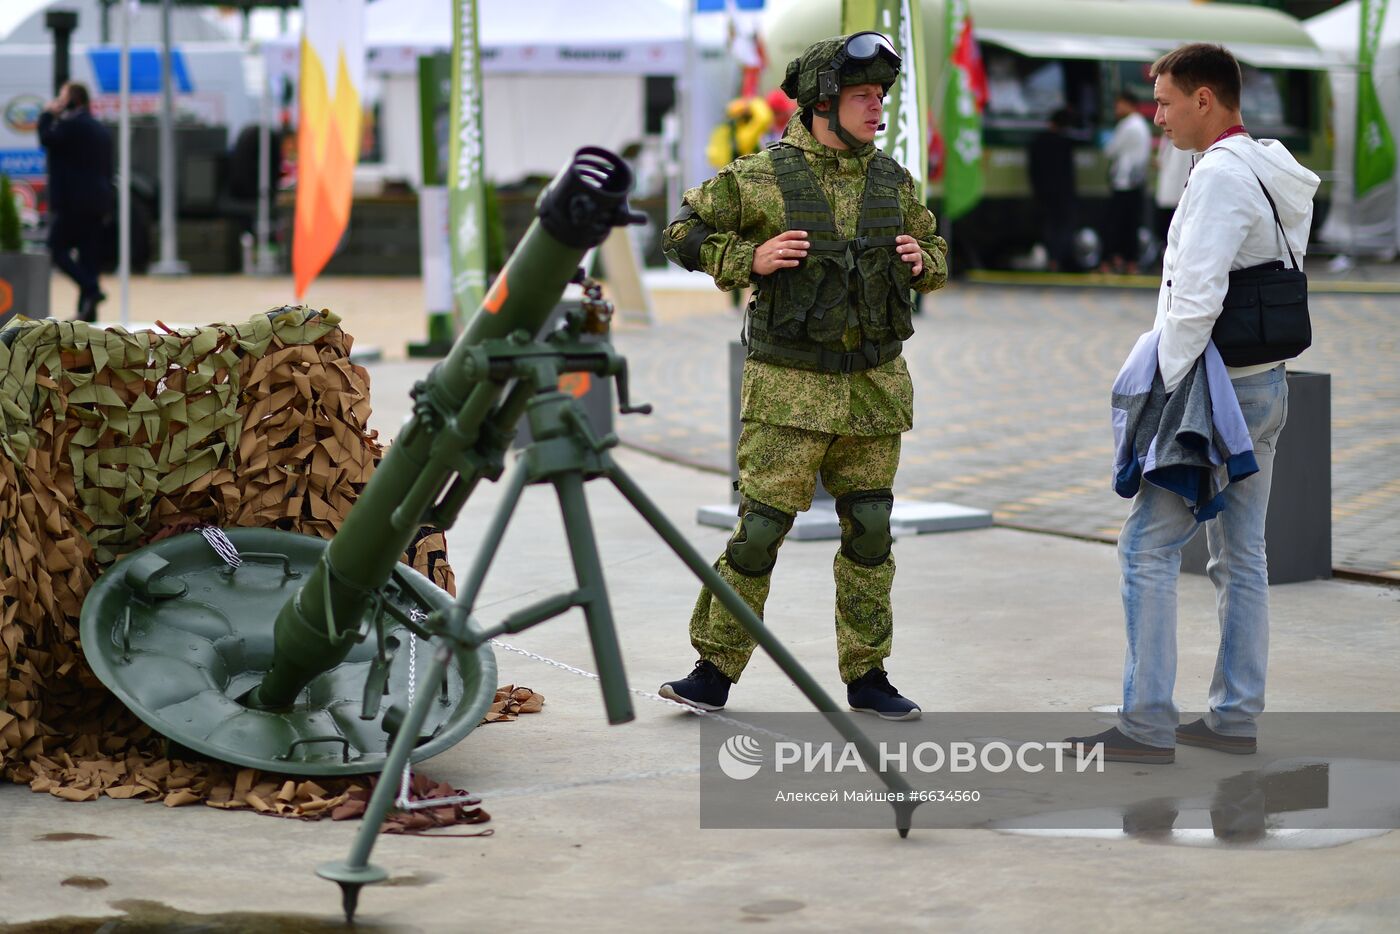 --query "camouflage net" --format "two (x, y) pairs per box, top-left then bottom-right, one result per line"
(0, 308), (532, 825)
